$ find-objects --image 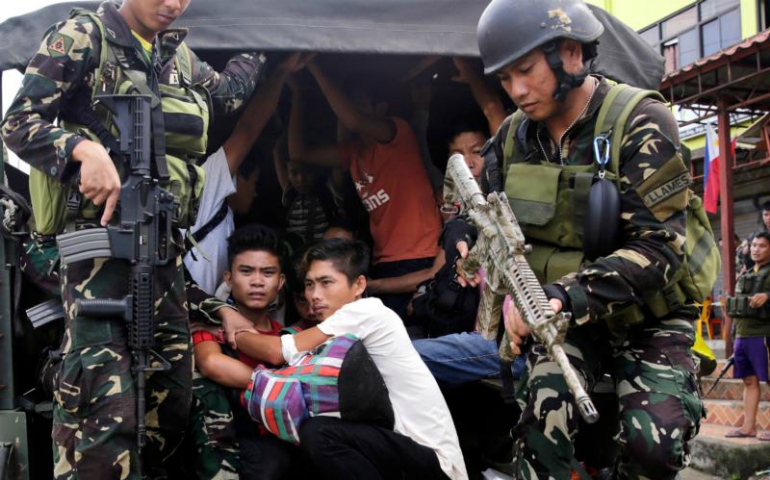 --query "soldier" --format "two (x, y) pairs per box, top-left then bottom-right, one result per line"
(448, 0), (705, 478)
(725, 231), (770, 441)
(0, 0), (262, 478)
